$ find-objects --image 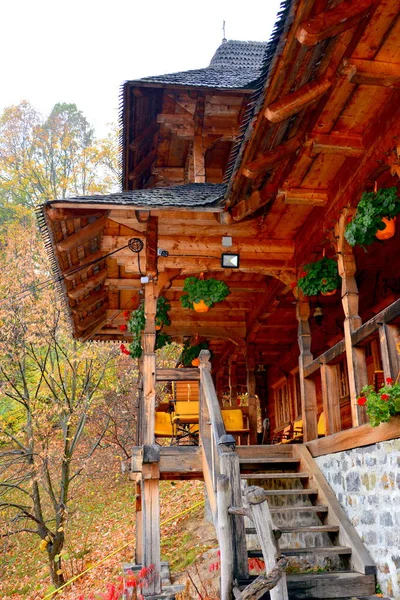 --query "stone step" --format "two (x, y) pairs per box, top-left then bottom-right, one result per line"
(246, 524), (339, 535)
